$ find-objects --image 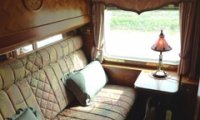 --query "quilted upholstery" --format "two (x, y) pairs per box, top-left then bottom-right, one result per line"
(25, 36), (87, 119)
(0, 79), (44, 119)
(0, 114), (3, 120)
(0, 35), (136, 120)
(0, 64), (15, 89)
(55, 85), (136, 120)
(0, 36), (87, 120)
(28, 70), (61, 119)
